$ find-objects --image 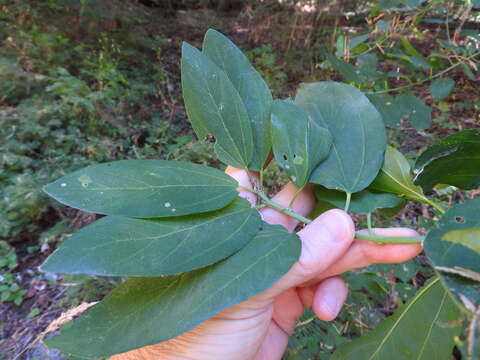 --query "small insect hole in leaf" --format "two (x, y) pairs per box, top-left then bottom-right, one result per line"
(283, 154), (288, 161)
(455, 216), (465, 223)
